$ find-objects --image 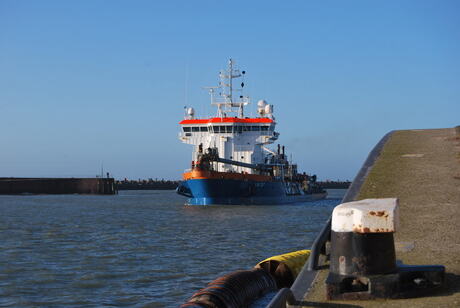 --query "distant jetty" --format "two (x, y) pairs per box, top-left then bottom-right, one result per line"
(0, 177), (349, 194)
(116, 179), (179, 190)
(317, 180), (350, 189)
(0, 178), (349, 193)
(0, 177), (116, 195)
(115, 179), (349, 190)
